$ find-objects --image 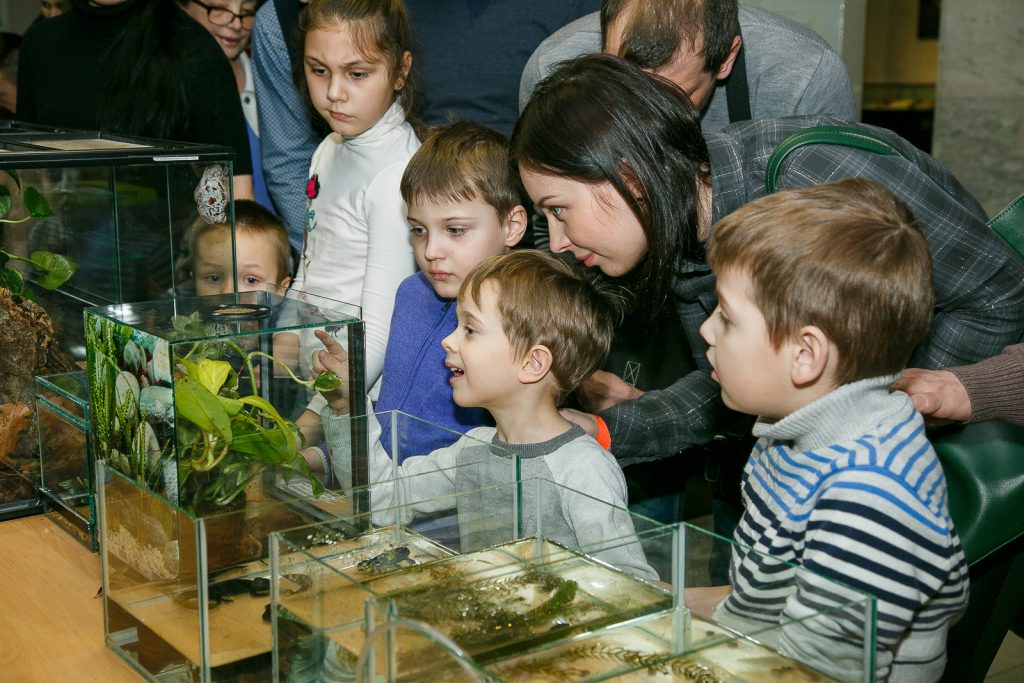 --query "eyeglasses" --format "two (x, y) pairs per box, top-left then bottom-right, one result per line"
(189, 0), (256, 28)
